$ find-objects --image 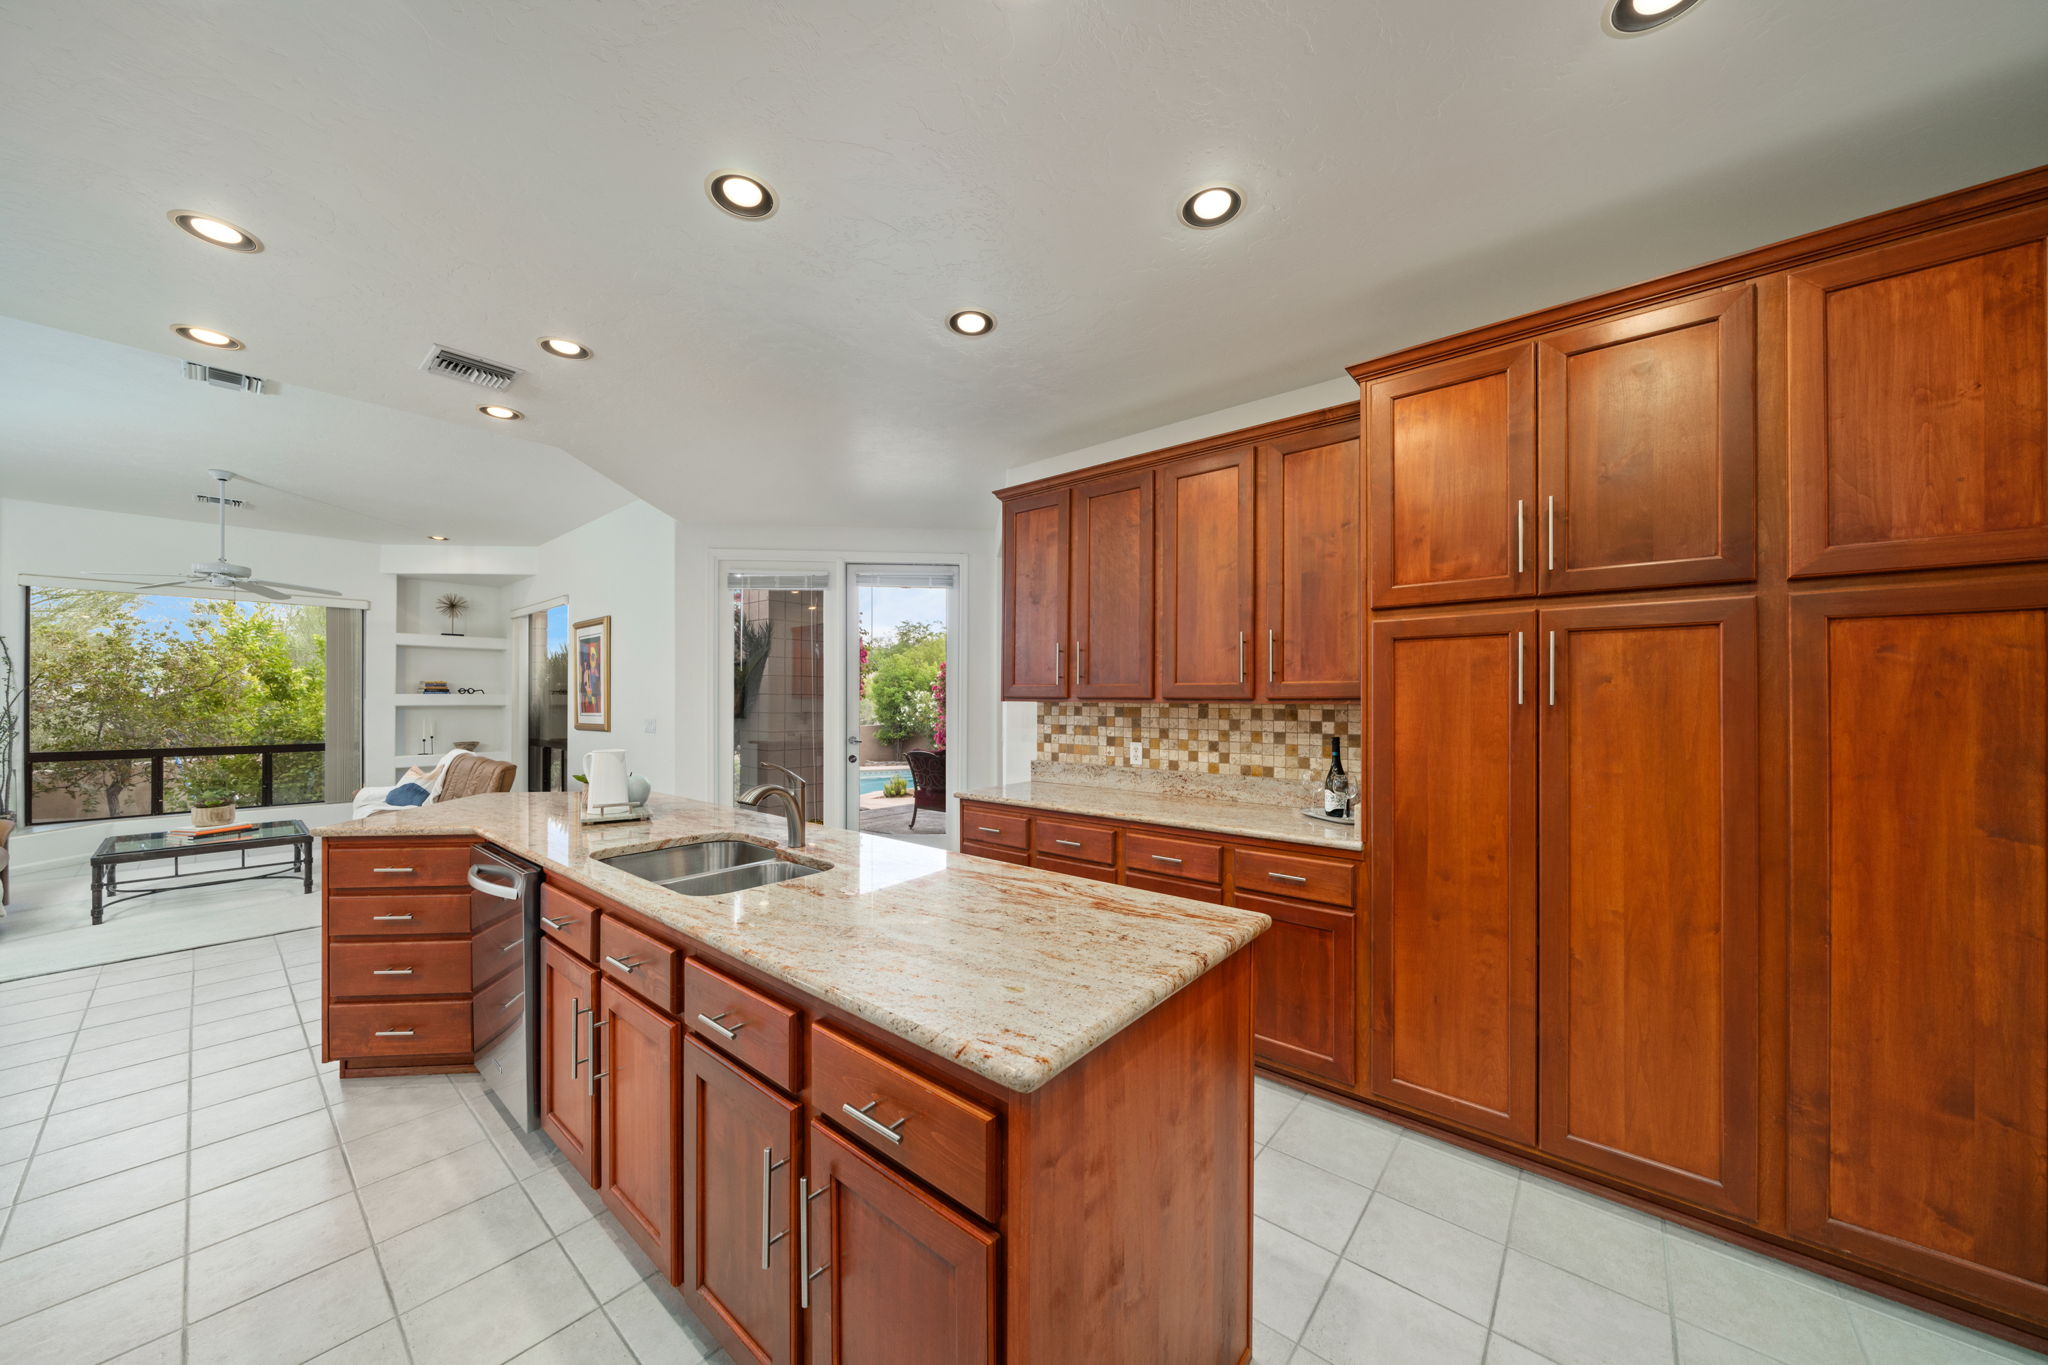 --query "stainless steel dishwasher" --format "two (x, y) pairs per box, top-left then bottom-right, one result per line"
(468, 844), (541, 1132)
